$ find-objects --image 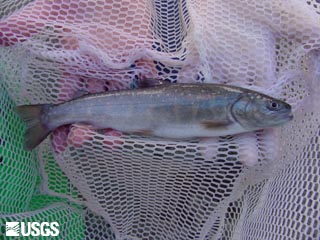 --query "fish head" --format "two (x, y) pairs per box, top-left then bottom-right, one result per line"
(231, 93), (293, 130)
